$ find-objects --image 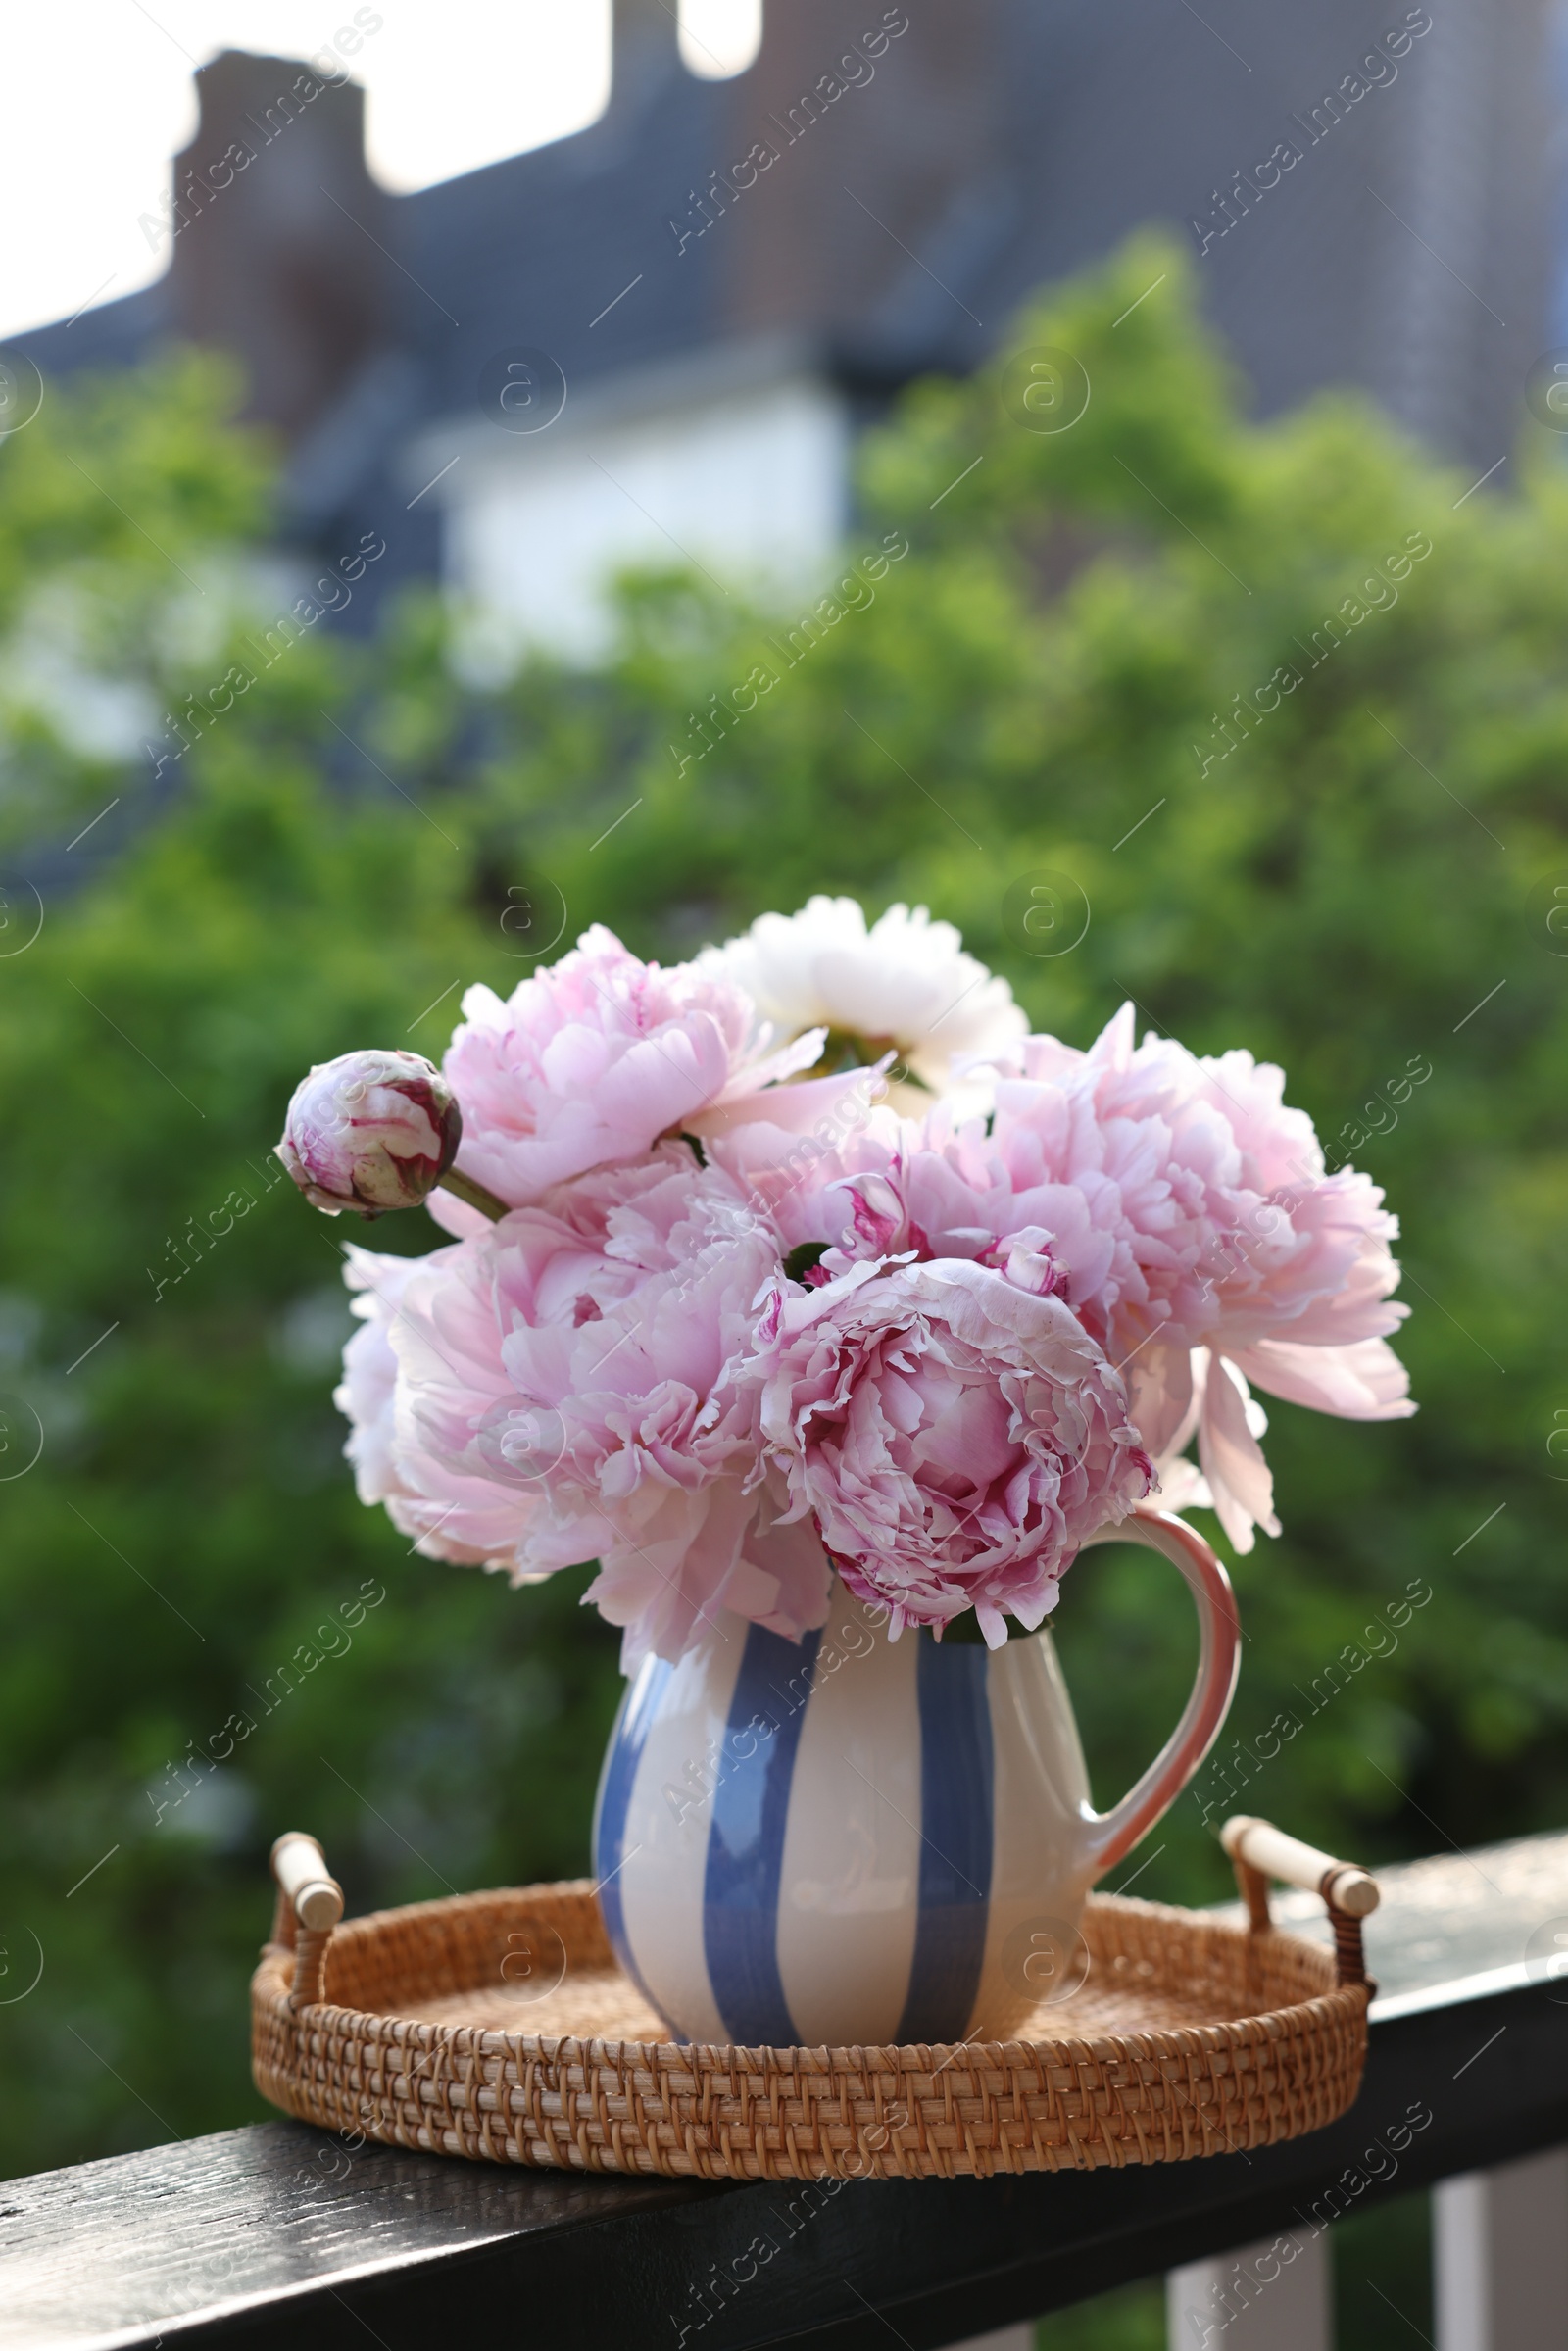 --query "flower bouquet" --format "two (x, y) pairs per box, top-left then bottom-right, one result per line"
(277, 898), (1412, 2047)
